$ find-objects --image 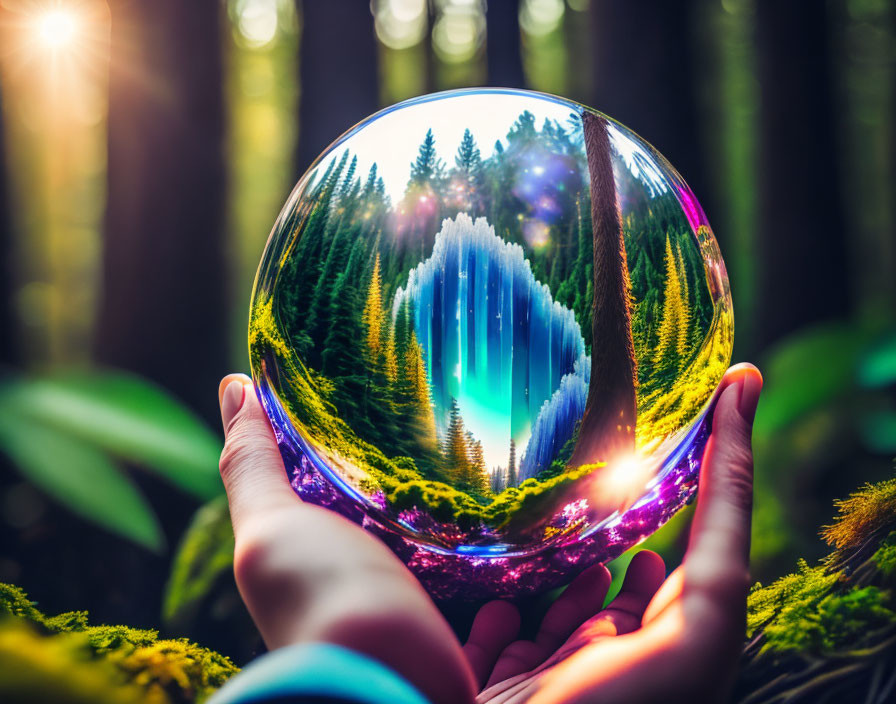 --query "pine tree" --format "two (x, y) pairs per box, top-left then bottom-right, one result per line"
(507, 438), (517, 488)
(406, 331), (436, 439)
(453, 128), (484, 212)
(653, 235), (689, 378)
(339, 155), (358, 196)
(383, 319), (398, 385)
(409, 129), (445, 188)
(674, 242), (692, 362)
(279, 151), (347, 345)
(444, 398), (469, 484)
(362, 162), (378, 196)
(466, 432), (488, 494)
(362, 253), (385, 371)
(490, 466), (506, 494)
(322, 241), (366, 380)
(455, 128), (481, 173)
